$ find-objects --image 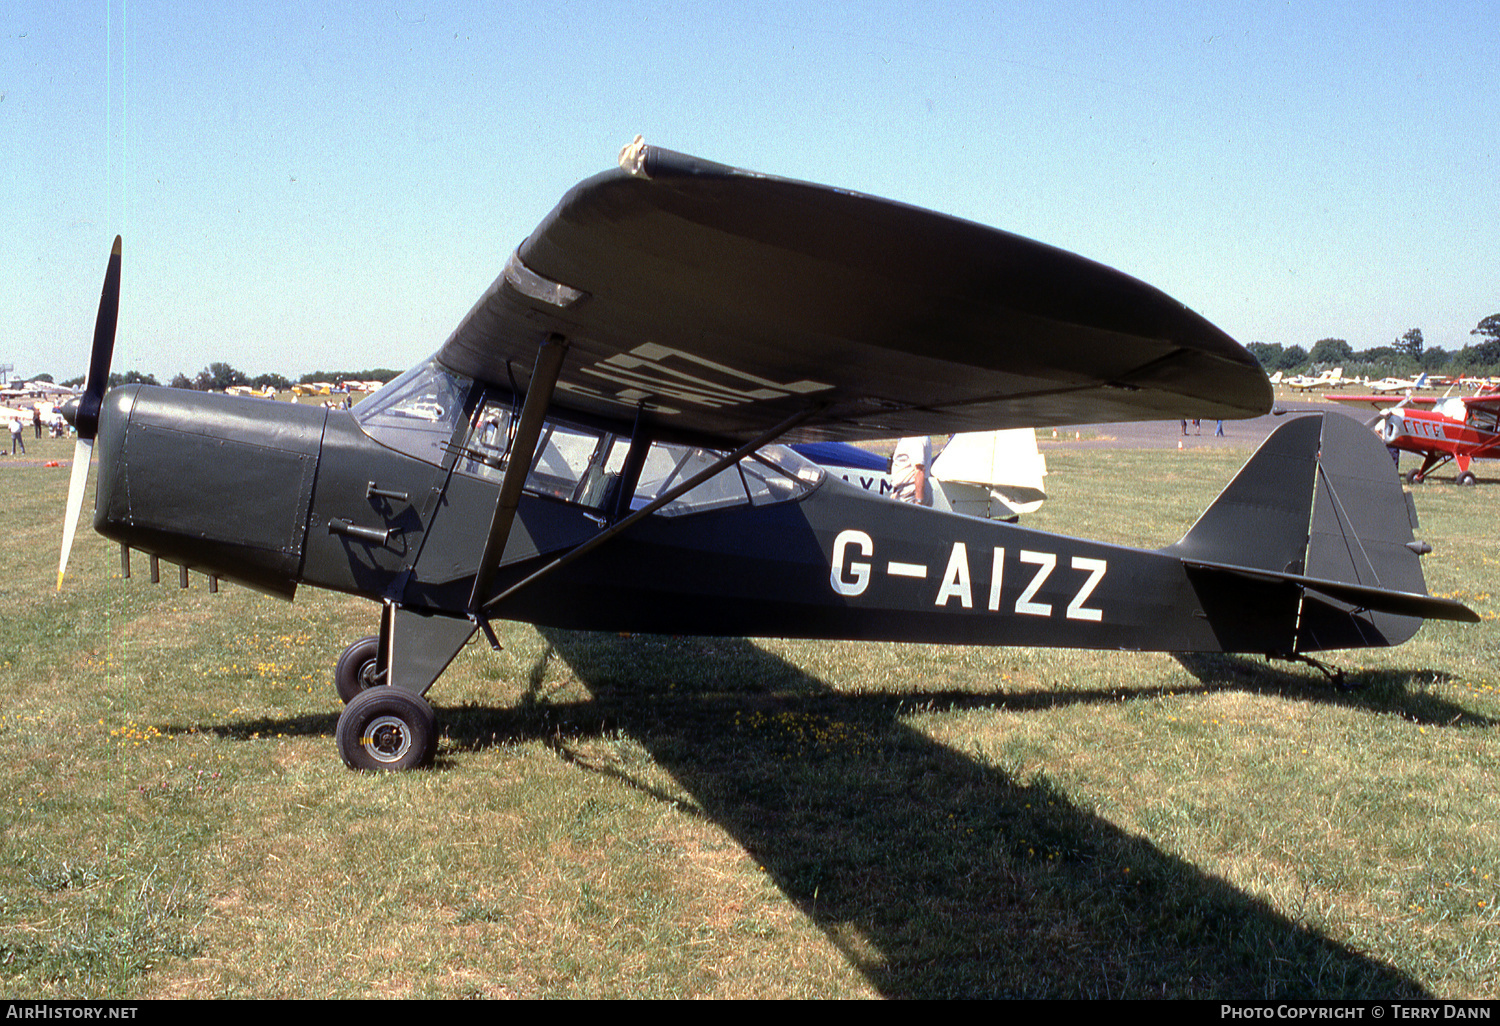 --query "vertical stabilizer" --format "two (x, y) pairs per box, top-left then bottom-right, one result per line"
(1166, 412), (1454, 653)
